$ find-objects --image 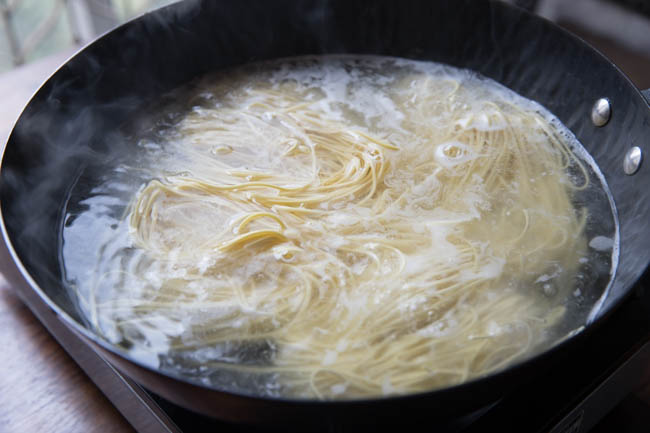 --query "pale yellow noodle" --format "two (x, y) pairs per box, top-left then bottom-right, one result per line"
(84, 69), (589, 399)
